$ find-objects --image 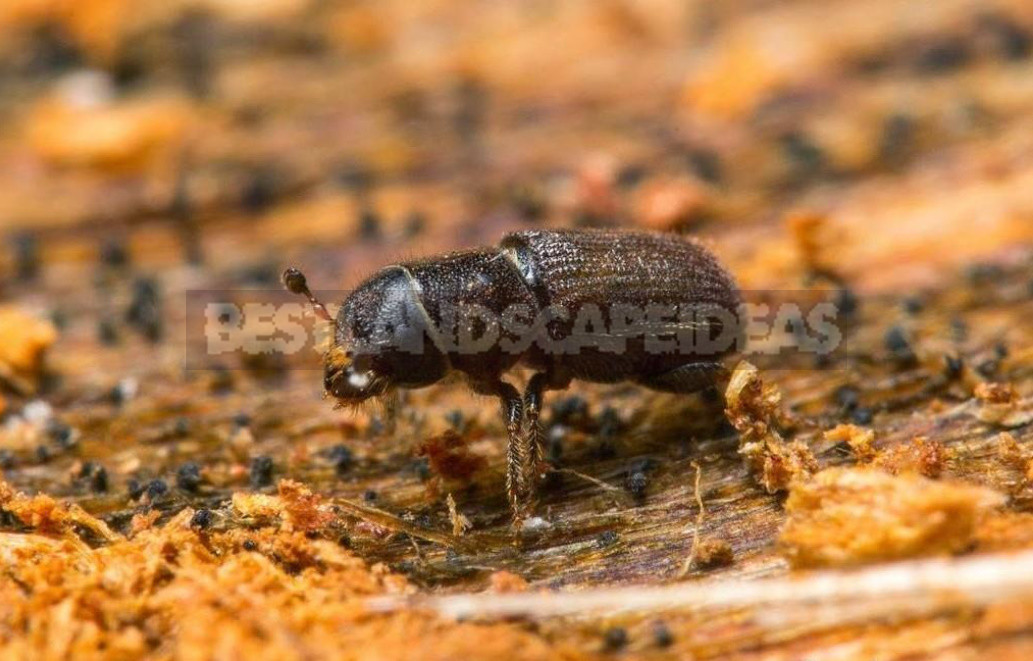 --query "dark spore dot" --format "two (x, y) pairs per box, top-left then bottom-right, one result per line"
(403, 211), (426, 237)
(146, 479), (169, 500)
(594, 439), (617, 461)
(603, 627), (628, 651)
(127, 479), (145, 500)
(242, 538), (258, 551)
(879, 113), (916, 165)
(173, 9), (214, 99)
(366, 416), (386, 438)
(97, 318), (119, 345)
(596, 530), (619, 548)
(778, 131), (825, 180)
(99, 239), (129, 270)
(977, 359), (999, 378)
(851, 407), (874, 425)
(209, 365), (235, 394)
(977, 13), (1032, 61)
(358, 207), (383, 240)
(884, 325), (916, 364)
(834, 286), (859, 317)
(325, 444), (354, 476)
(232, 412), (251, 428)
(46, 420), (76, 449)
(11, 232), (40, 282)
(944, 354), (964, 379)
(409, 457), (431, 481)
(966, 262), (1003, 285)
(995, 342), (1009, 359)
(598, 407), (622, 439)
(815, 351), (833, 369)
(0, 450), (15, 470)
(686, 148), (723, 184)
(510, 183), (548, 221)
(249, 456), (275, 489)
(176, 462), (203, 492)
(190, 508), (213, 529)
(240, 168), (278, 215)
(335, 161), (373, 194)
(125, 277), (163, 342)
(652, 621), (674, 648)
(453, 76), (487, 141)
(238, 261), (280, 286)
(35, 445), (52, 463)
(444, 409), (465, 431)
(363, 489), (378, 503)
(625, 471), (648, 500)
(49, 308), (68, 331)
(111, 46), (147, 91)
(108, 384), (127, 406)
(25, 23), (83, 76)
(79, 462), (109, 493)
(546, 426), (566, 464)
(902, 296), (925, 315)
(832, 385), (860, 411)
(915, 35), (971, 72)
(951, 317), (969, 342)
(551, 395), (589, 426)
(616, 164), (647, 189)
